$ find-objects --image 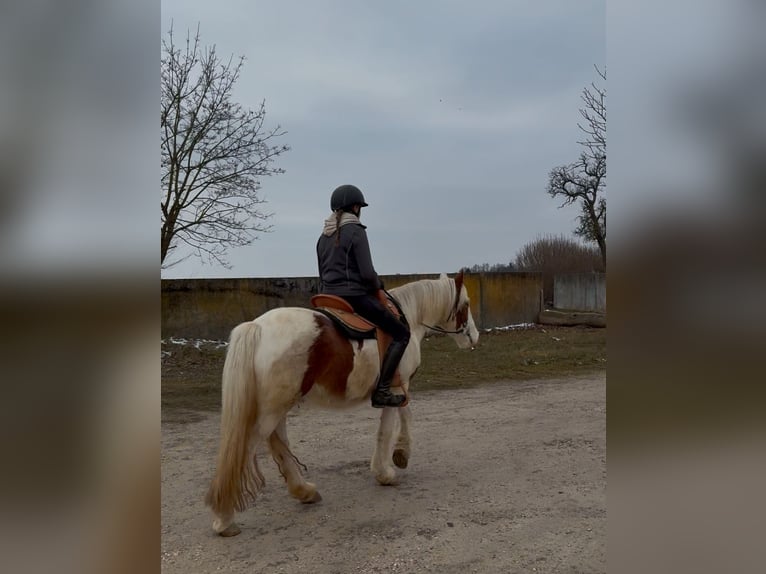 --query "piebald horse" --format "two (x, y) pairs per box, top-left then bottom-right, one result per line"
(205, 271), (479, 536)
